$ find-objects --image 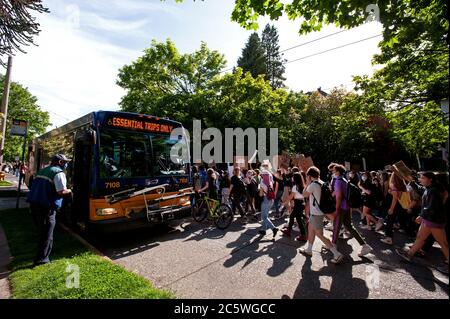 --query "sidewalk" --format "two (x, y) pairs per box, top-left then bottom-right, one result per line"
(0, 172), (29, 192)
(0, 174), (27, 299)
(0, 224), (11, 299)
